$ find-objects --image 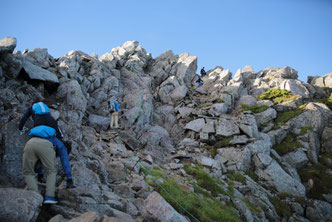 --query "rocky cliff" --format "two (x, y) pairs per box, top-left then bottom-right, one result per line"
(0, 37), (332, 222)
